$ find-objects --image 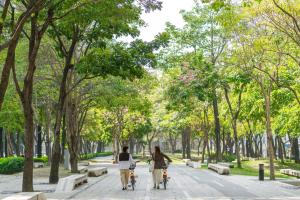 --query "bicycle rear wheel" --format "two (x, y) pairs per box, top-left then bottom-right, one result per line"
(131, 178), (135, 190)
(163, 177), (167, 190)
